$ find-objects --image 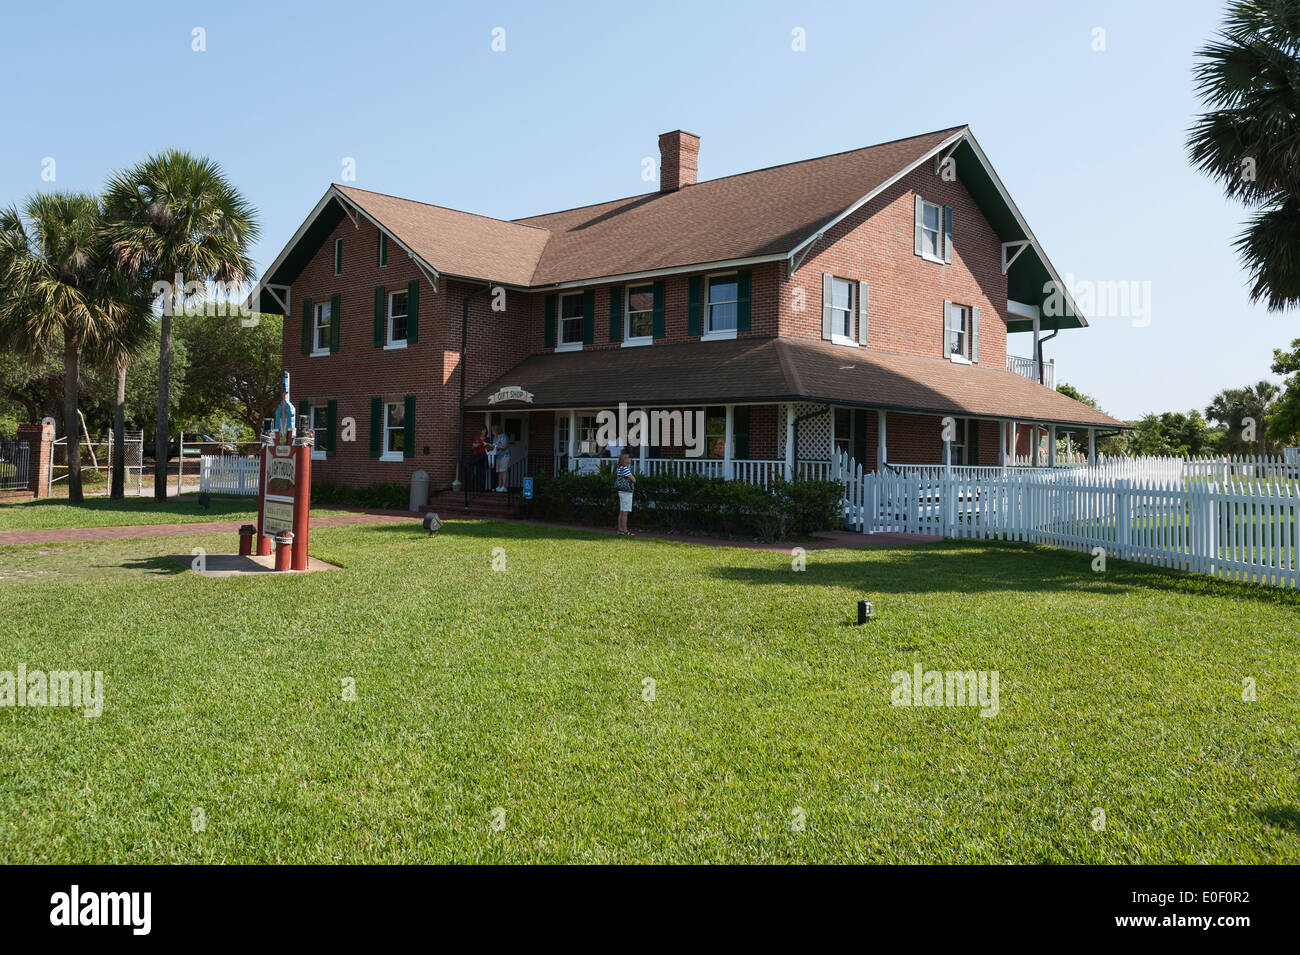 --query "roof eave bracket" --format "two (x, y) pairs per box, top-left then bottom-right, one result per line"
(787, 233), (824, 278)
(934, 140), (962, 176)
(1001, 240), (1031, 275)
(410, 255), (440, 293)
(249, 283), (290, 315)
(338, 198), (361, 230)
